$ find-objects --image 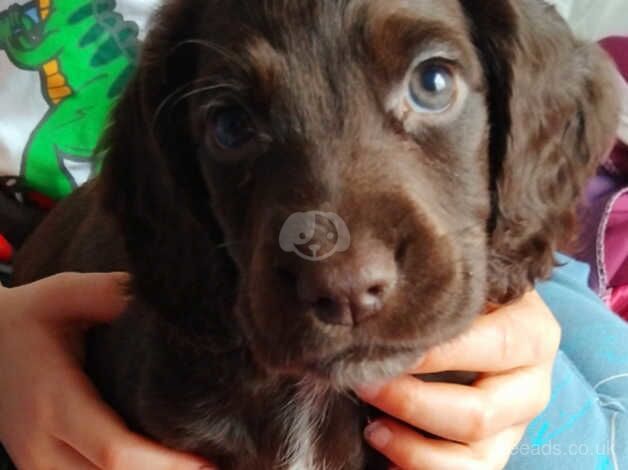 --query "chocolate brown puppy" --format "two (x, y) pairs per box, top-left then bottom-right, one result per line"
(13, 1), (620, 468)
